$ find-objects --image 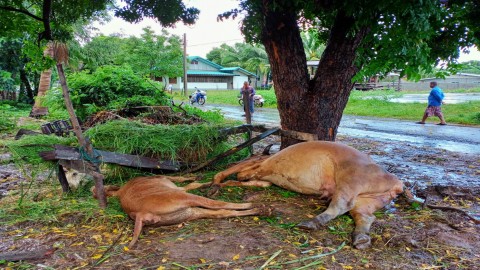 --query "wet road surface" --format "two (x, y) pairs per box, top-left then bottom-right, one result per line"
(199, 103), (480, 155)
